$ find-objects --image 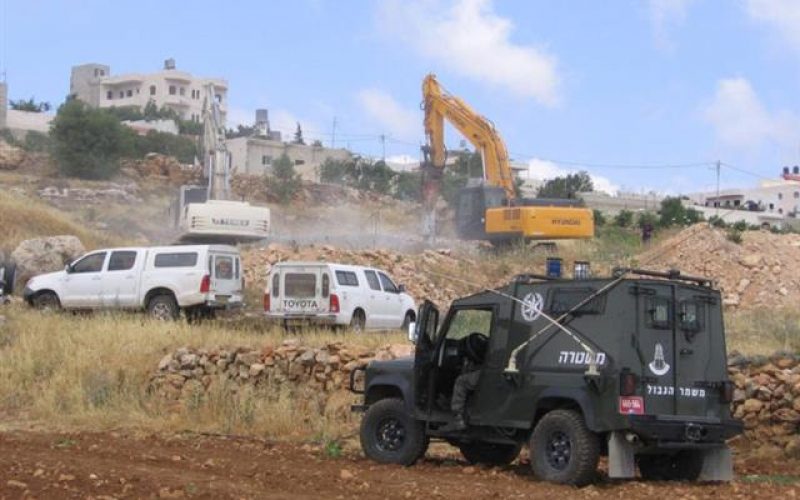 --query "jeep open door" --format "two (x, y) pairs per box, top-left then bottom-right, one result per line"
(413, 300), (439, 417)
